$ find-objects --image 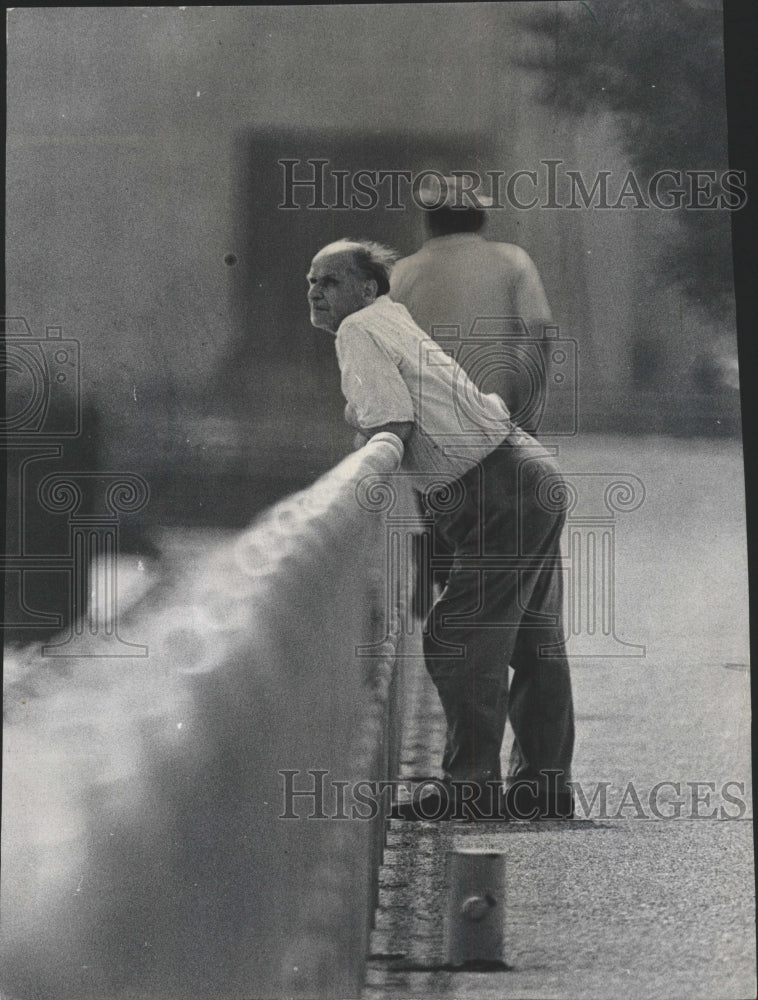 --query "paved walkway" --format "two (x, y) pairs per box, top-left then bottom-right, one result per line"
(364, 435), (755, 1000)
(364, 657), (754, 1000)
